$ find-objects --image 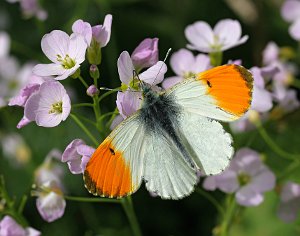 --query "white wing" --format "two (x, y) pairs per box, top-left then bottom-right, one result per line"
(143, 132), (197, 200)
(178, 111), (234, 175)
